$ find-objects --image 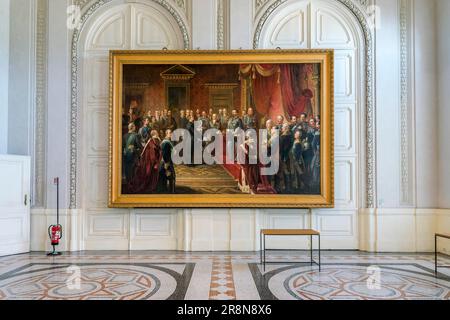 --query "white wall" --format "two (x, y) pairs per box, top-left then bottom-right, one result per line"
(414, 0), (438, 208)
(0, 0), (10, 154)
(437, 0), (450, 209)
(46, 0), (71, 210)
(192, 0), (217, 49)
(7, 0), (34, 156)
(229, 0), (252, 50)
(20, 0), (449, 253)
(375, 0), (401, 208)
